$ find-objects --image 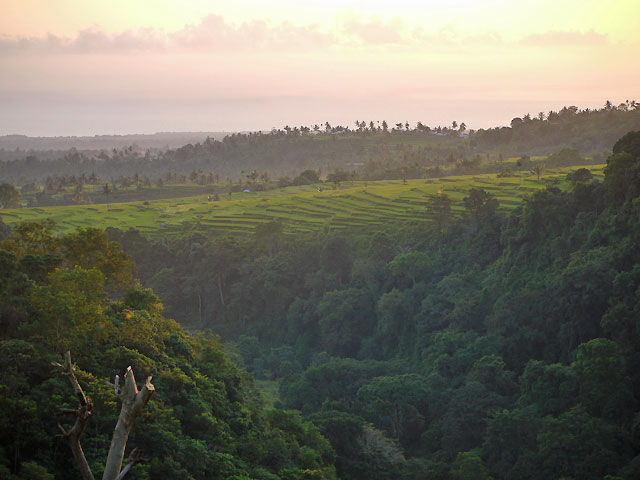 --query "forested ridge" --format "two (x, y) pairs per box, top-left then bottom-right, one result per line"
(1, 103), (639, 192)
(2, 131), (640, 479)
